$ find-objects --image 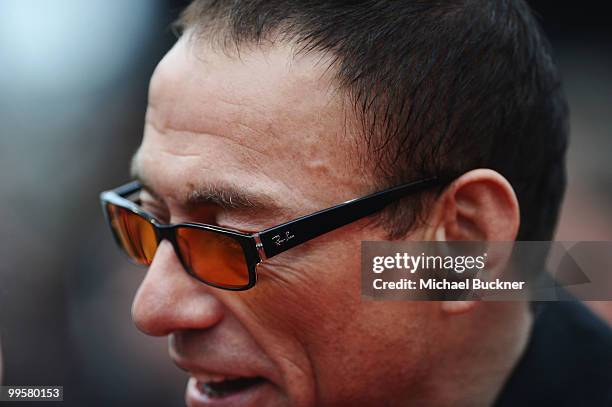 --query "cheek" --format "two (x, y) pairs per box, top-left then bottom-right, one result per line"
(231, 230), (434, 405)
(216, 237), (363, 403)
(246, 235), (362, 335)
